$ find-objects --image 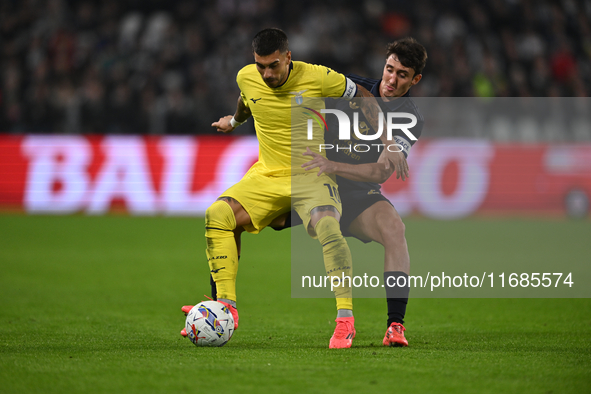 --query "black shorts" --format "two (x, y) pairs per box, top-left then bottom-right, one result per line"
(338, 188), (392, 241)
(281, 188), (392, 243)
